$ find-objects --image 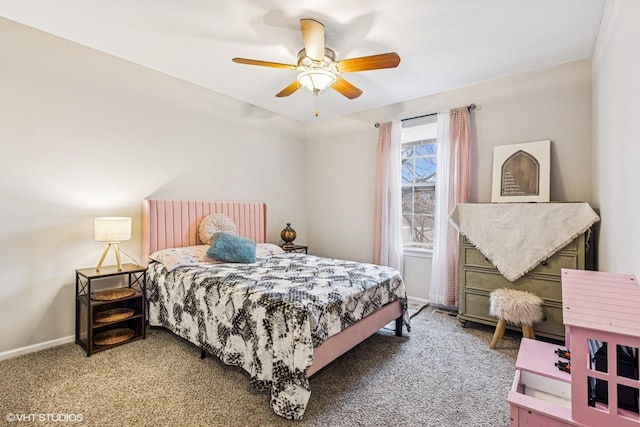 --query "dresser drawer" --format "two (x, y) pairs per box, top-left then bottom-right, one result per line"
(526, 252), (579, 277)
(461, 246), (495, 269)
(536, 303), (565, 337)
(463, 235), (580, 252)
(463, 270), (563, 302)
(558, 236), (579, 252)
(462, 243), (580, 276)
